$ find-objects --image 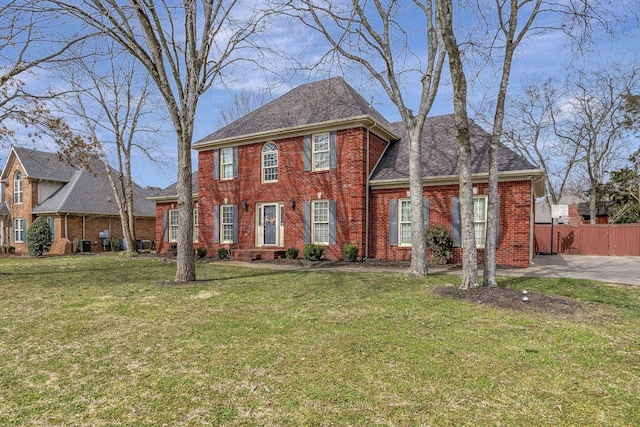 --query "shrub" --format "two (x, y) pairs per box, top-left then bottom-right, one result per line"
(72, 236), (82, 253)
(342, 244), (359, 262)
(109, 237), (121, 252)
(218, 247), (231, 260)
(303, 244), (324, 261)
(26, 217), (52, 257)
(197, 247), (208, 258)
(167, 243), (178, 257)
(425, 225), (454, 265)
(286, 247), (299, 260)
